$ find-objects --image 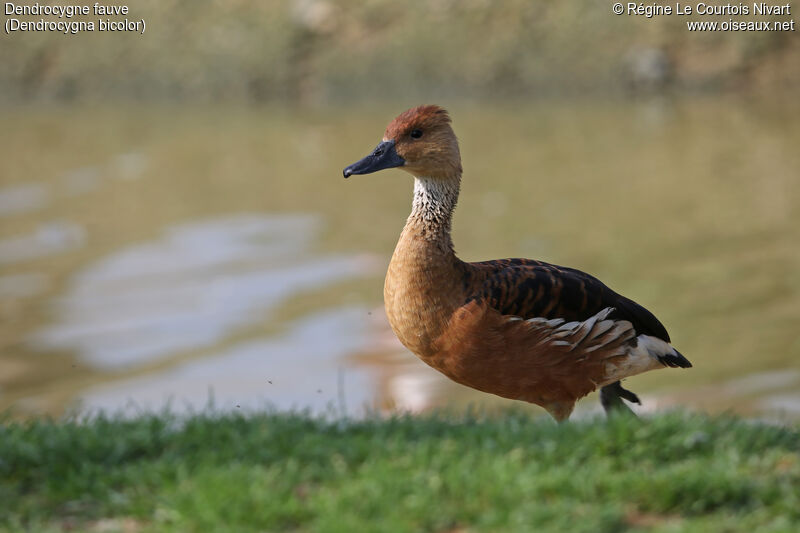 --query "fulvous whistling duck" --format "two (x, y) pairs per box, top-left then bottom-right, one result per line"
(343, 105), (691, 421)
